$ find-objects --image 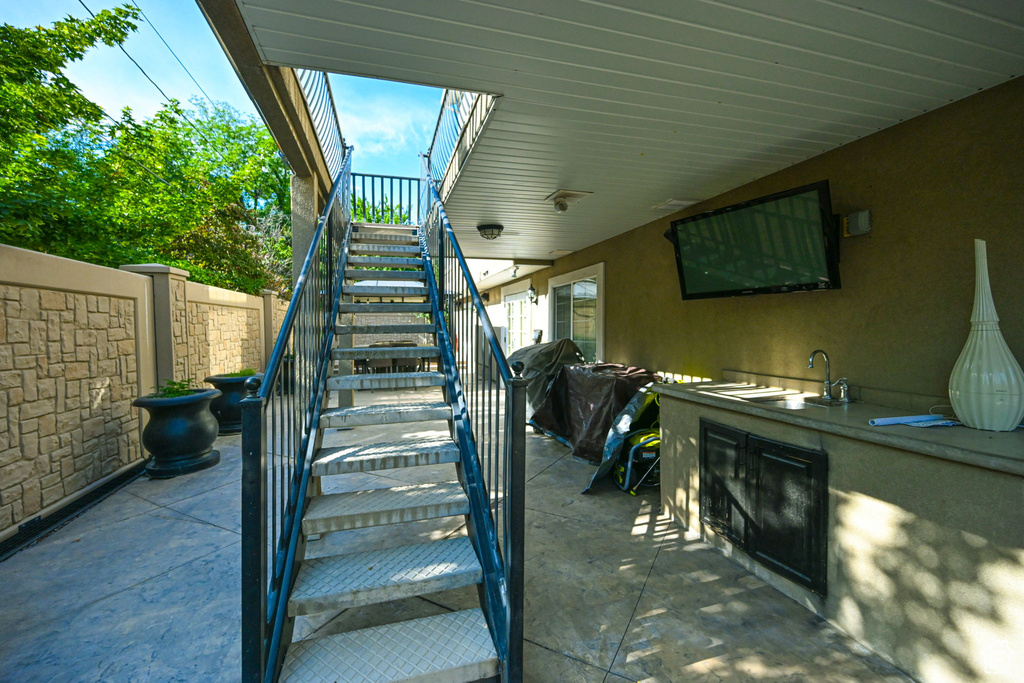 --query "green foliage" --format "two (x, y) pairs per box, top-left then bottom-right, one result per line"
(0, 6), (138, 146)
(221, 368), (258, 377)
(148, 378), (195, 398)
(351, 195), (411, 225)
(0, 10), (293, 295)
